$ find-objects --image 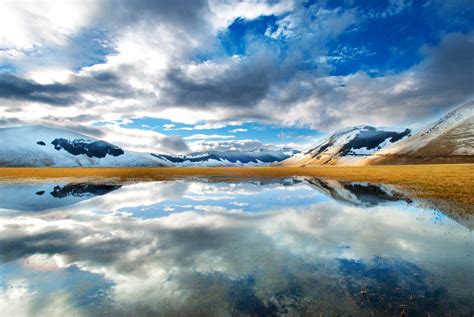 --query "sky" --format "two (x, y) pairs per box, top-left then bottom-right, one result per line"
(0, 0), (473, 154)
